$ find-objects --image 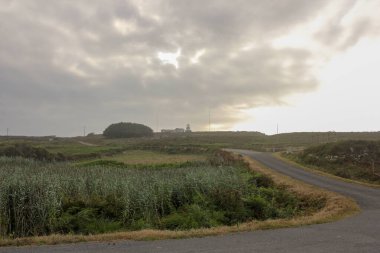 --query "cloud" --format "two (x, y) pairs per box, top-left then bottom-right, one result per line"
(0, 0), (378, 136)
(314, 0), (380, 50)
